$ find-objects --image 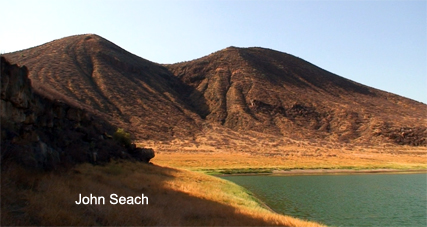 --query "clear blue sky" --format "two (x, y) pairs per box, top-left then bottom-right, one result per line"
(1, 0), (426, 103)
